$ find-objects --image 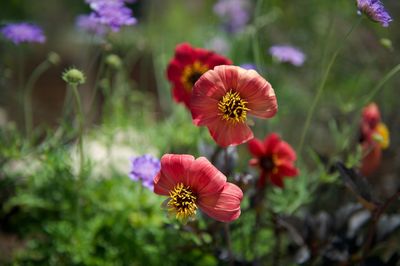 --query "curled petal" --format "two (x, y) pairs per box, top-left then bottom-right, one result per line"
(360, 143), (382, 176)
(198, 183), (243, 222)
